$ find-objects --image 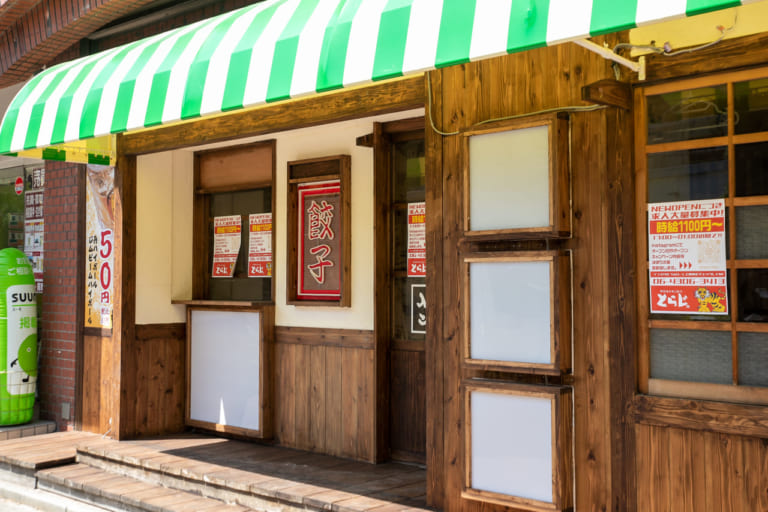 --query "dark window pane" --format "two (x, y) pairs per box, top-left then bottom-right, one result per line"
(647, 147), (728, 203)
(392, 139), (425, 203)
(207, 187), (272, 301)
(738, 269), (768, 322)
(647, 86), (727, 144)
(736, 206), (768, 259)
(734, 78), (768, 135)
(735, 142), (768, 197)
(392, 277), (426, 342)
(650, 329), (732, 384)
(738, 332), (768, 387)
(392, 207), (408, 272)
